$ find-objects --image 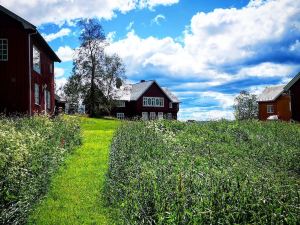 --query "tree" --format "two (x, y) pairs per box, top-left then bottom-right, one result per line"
(64, 18), (125, 117)
(100, 54), (125, 115)
(233, 90), (258, 120)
